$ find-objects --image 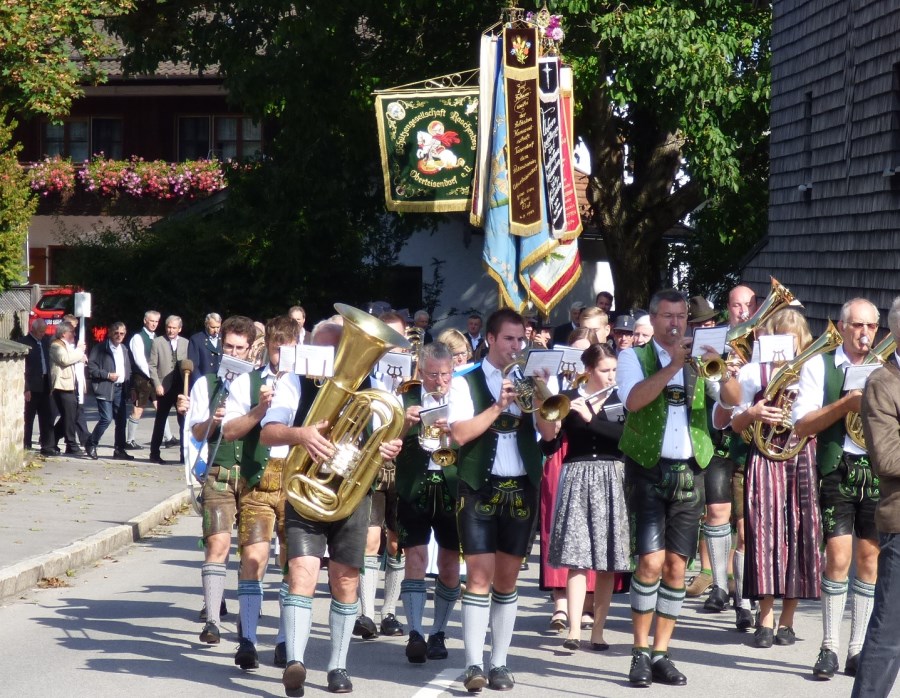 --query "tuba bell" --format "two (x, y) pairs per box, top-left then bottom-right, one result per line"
(727, 277), (802, 363)
(283, 303), (410, 523)
(845, 334), (897, 449)
(752, 320), (843, 461)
